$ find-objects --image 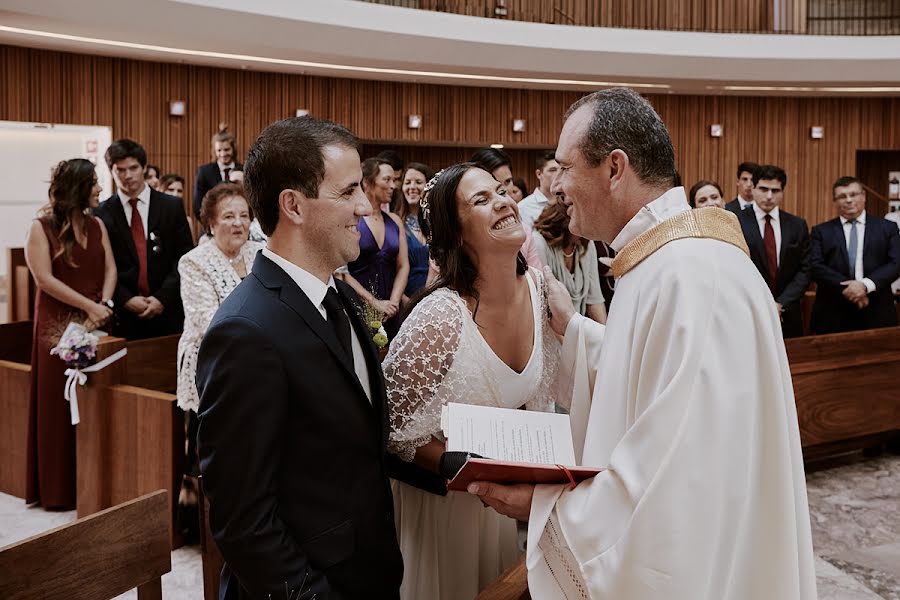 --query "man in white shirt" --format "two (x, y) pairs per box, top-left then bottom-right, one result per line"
(724, 161), (759, 215)
(468, 88), (817, 600)
(196, 116), (406, 600)
(518, 150), (560, 229)
(735, 164), (810, 337)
